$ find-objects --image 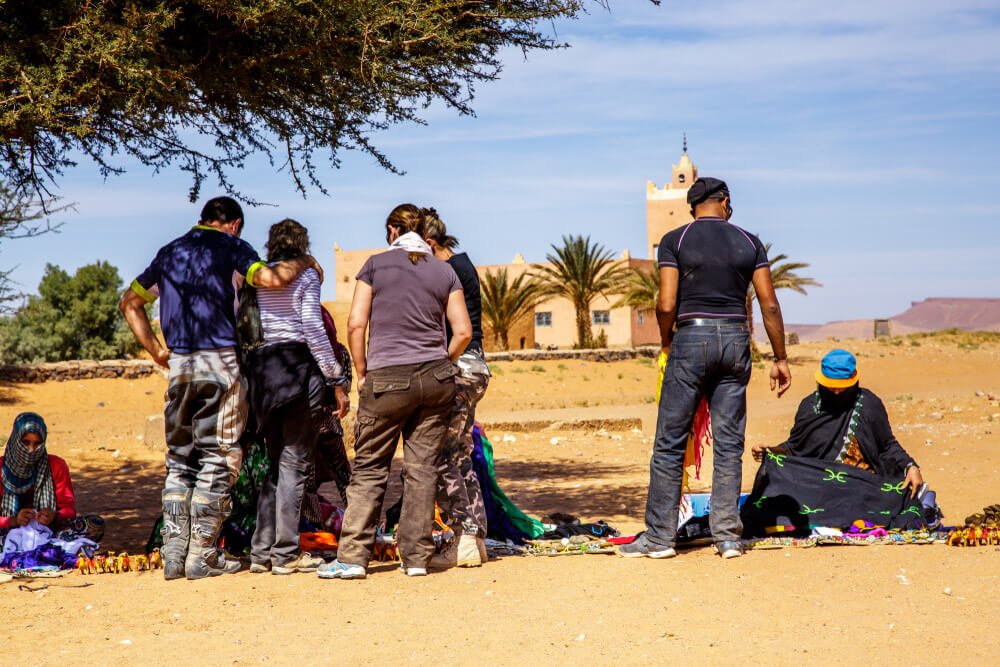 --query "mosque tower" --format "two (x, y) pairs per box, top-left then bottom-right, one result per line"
(645, 135), (698, 259)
